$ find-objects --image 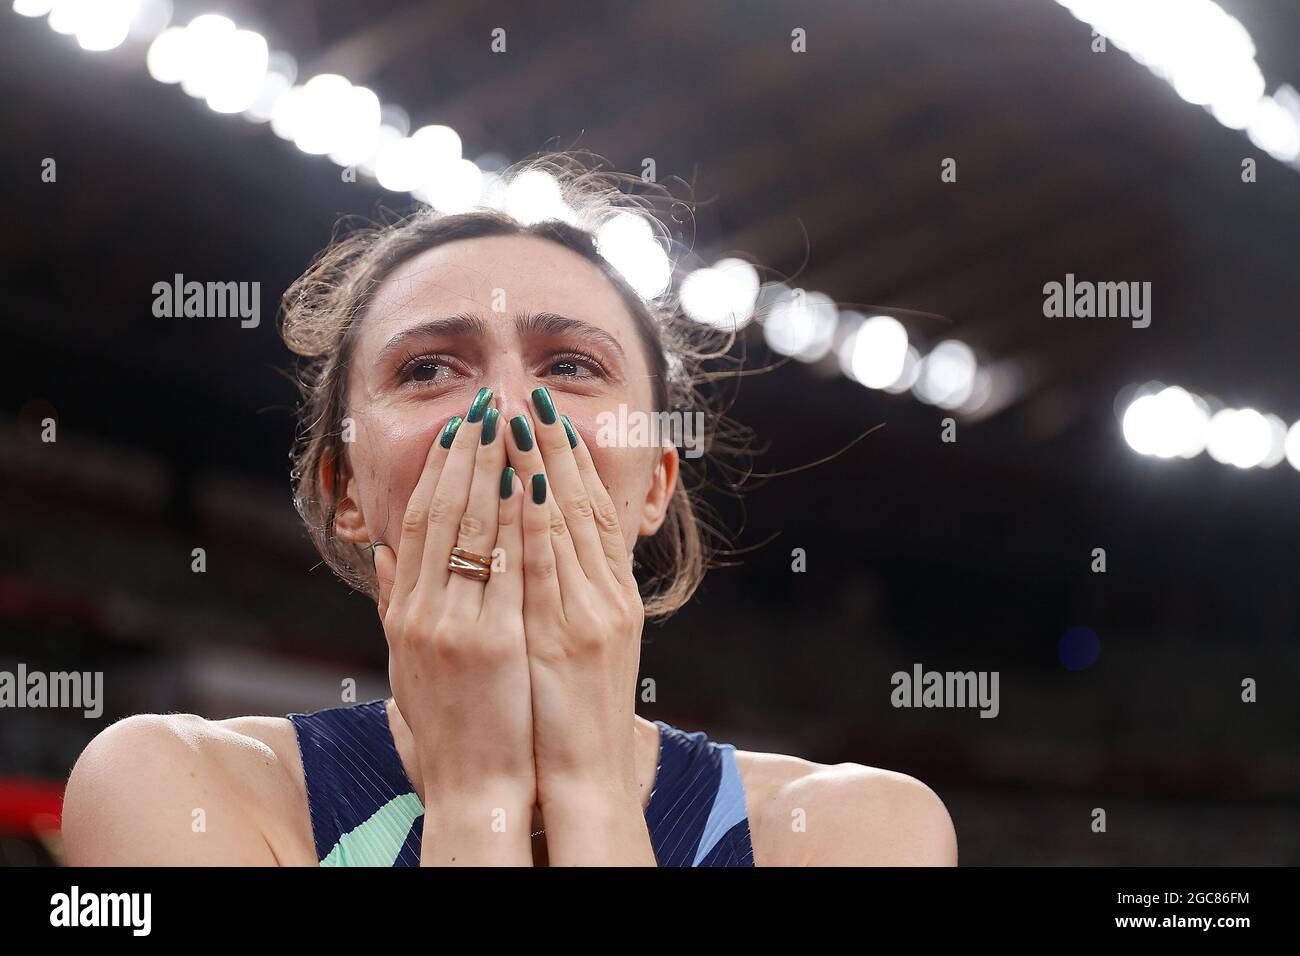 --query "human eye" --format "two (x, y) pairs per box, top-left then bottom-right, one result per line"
(395, 351), (462, 389)
(545, 348), (608, 379)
